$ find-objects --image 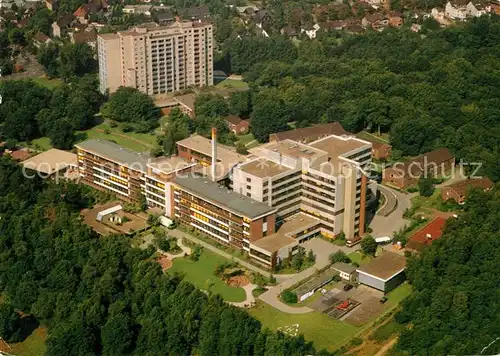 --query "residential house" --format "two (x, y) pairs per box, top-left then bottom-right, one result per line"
(70, 27), (97, 49)
(431, 7), (446, 20)
(74, 0), (107, 24)
(405, 217), (447, 252)
(387, 11), (403, 27)
(180, 5), (210, 20)
(466, 1), (490, 16)
(364, 0), (389, 8)
(45, 0), (56, 10)
(123, 5), (152, 16)
(441, 177), (493, 204)
(253, 9), (271, 28)
(355, 135), (392, 160)
(33, 33), (51, 48)
(362, 13), (389, 31)
(52, 13), (75, 37)
(490, 3), (500, 14)
(332, 262), (357, 282)
(382, 148), (455, 189)
(445, 0), (468, 19)
(281, 25), (300, 38)
(411, 23), (422, 32)
(156, 9), (174, 24)
(301, 23), (320, 39)
(224, 115), (249, 135)
(322, 19), (362, 32)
